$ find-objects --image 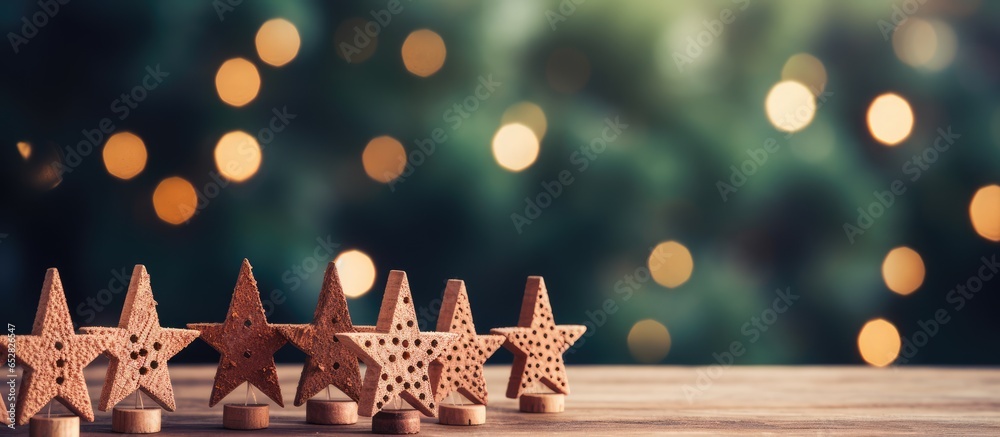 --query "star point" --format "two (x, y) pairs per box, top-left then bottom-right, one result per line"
(337, 270), (459, 417)
(490, 276), (586, 399)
